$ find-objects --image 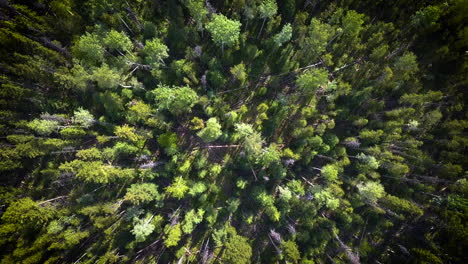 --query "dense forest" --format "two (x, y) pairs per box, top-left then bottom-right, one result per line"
(0, 0), (466, 263)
